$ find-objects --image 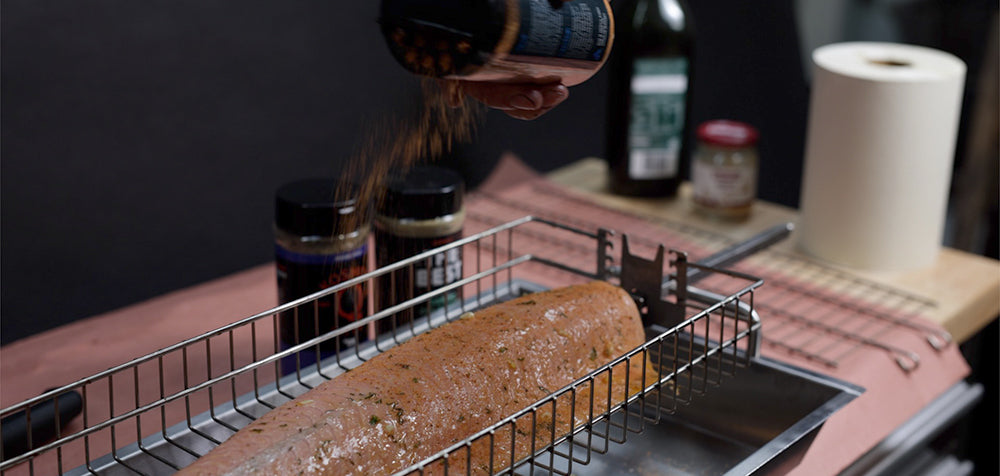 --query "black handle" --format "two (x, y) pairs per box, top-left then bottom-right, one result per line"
(1, 389), (83, 459)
